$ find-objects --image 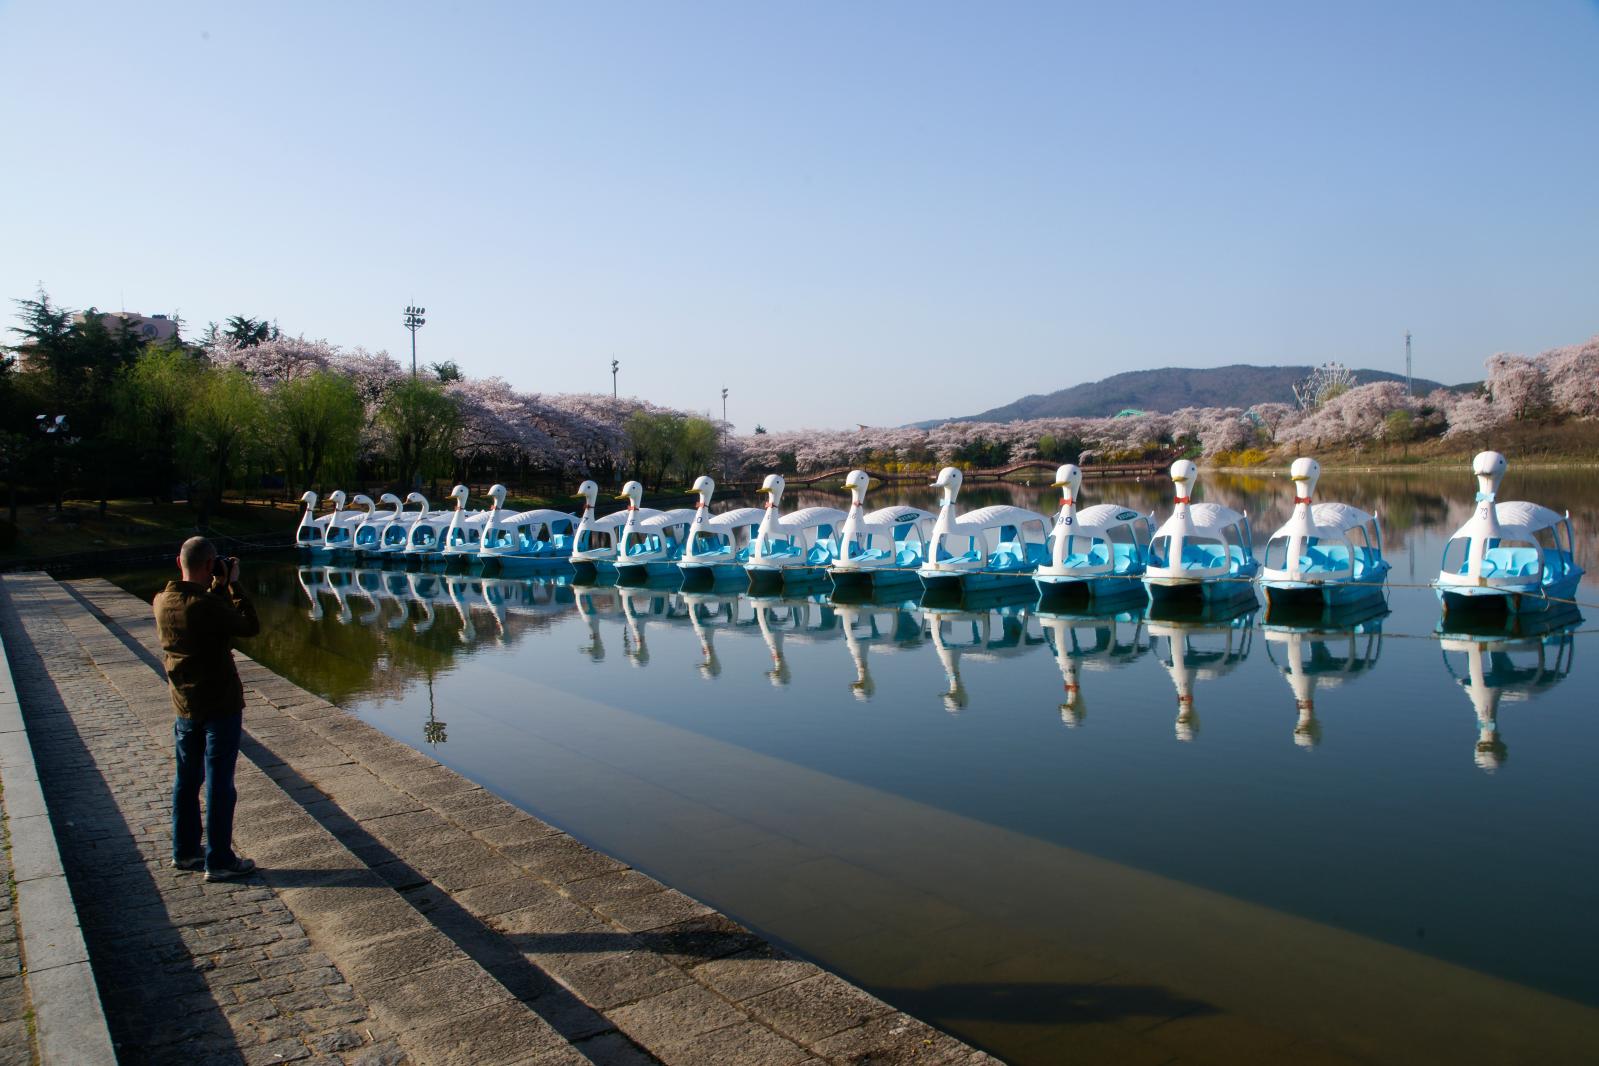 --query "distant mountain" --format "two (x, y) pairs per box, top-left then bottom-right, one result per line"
(924, 365), (1463, 424)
